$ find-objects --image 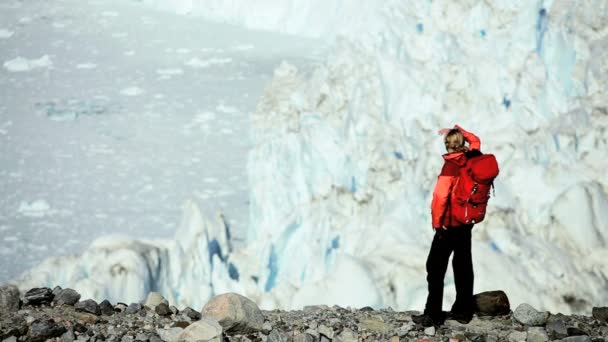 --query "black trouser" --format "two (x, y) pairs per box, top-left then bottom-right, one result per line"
(424, 225), (474, 319)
